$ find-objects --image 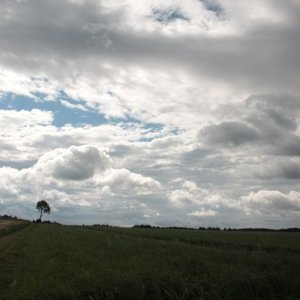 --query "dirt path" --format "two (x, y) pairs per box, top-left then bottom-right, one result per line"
(0, 224), (33, 261)
(0, 223), (33, 297)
